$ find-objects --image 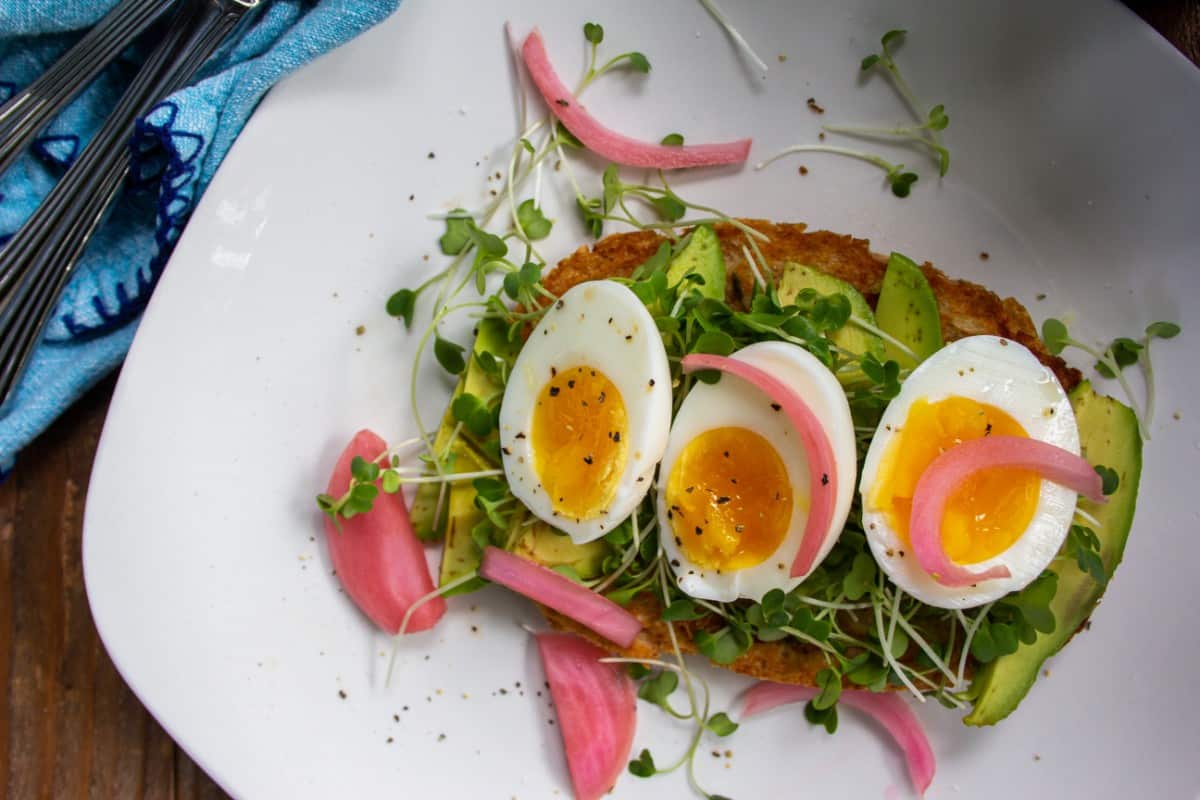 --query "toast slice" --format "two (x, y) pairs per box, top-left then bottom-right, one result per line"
(538, 220), (1078, 686)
